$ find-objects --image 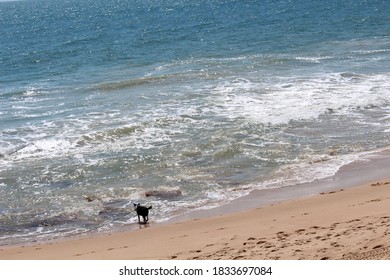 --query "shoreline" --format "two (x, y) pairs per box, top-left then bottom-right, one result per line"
(166, 148), (390, 223)
(1, 149), (390, 259)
